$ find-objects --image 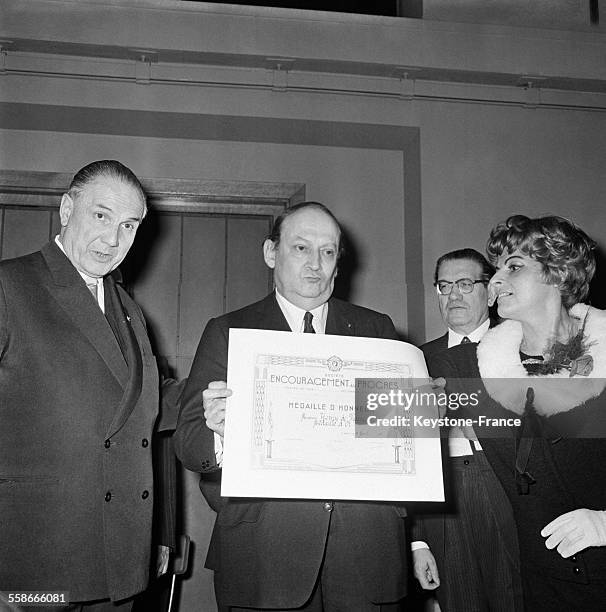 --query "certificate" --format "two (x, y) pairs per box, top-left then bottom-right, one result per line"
(221, 329), (444, 502)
